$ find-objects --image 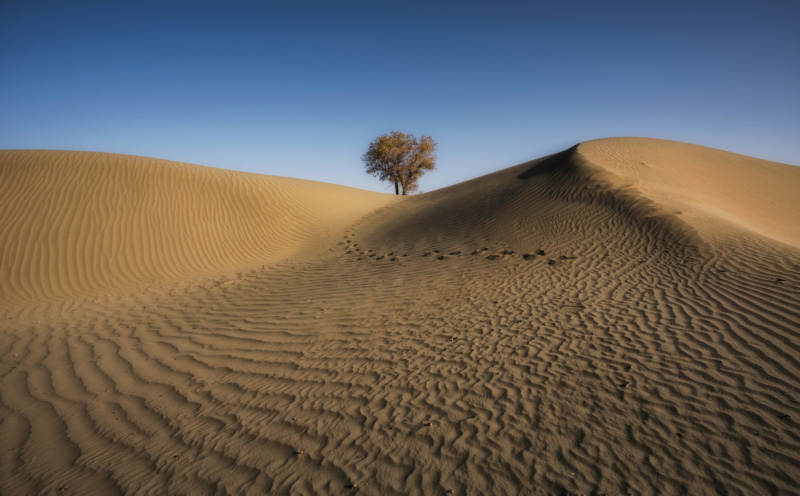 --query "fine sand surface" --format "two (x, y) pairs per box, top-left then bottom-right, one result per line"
(1, 138), (799, 495)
